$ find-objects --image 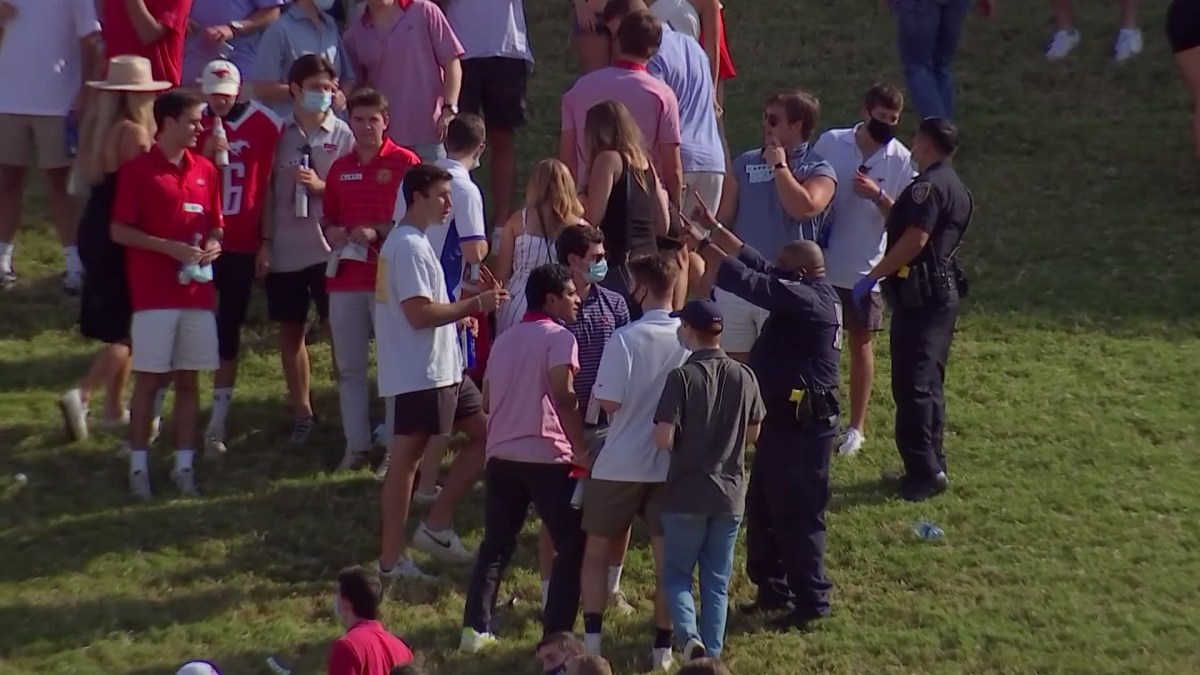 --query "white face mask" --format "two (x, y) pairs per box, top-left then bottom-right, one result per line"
(315, 0), (337, 11)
